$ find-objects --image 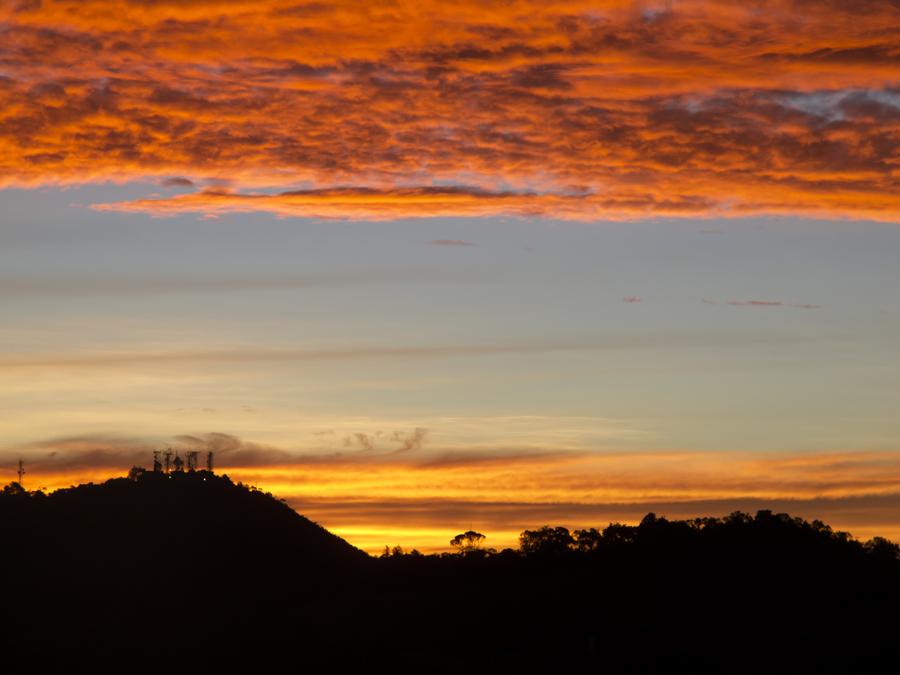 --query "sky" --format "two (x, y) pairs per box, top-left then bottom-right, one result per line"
(1, 0), (899, 553)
